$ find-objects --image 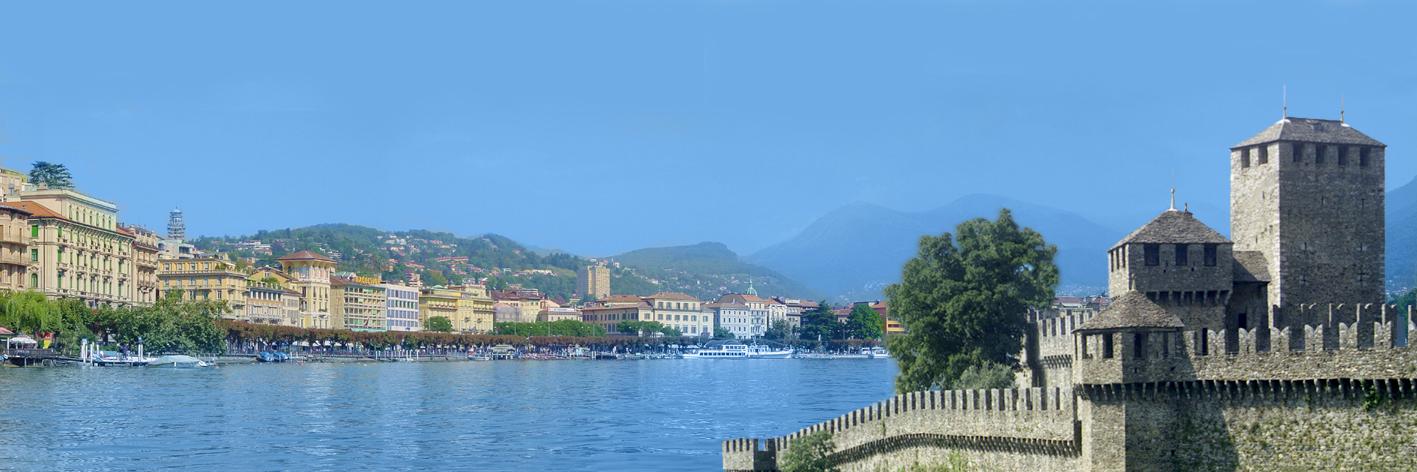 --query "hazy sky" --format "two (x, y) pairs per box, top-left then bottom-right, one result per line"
(1, 1), (1413, 256)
